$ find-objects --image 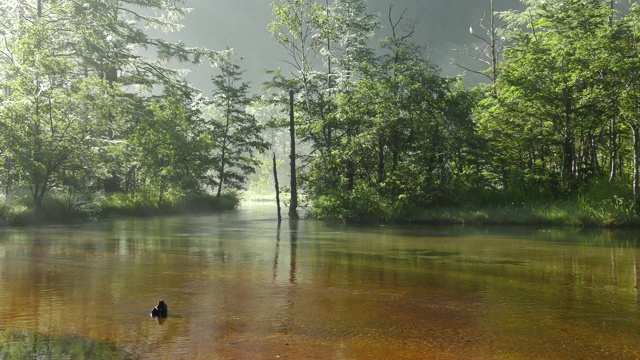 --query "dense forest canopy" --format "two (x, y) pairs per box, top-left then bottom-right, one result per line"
(1, 0), (640, 225)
